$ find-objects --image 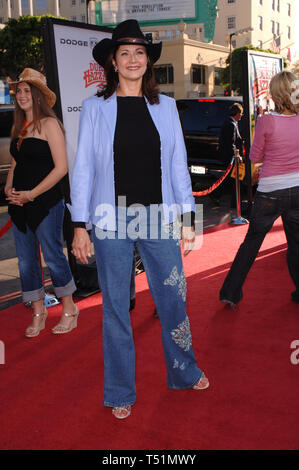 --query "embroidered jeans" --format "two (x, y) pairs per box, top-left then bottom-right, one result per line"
(92, 206), (202, 408)
(220, 186), (299, 304)
(12, 199), (76, 302)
